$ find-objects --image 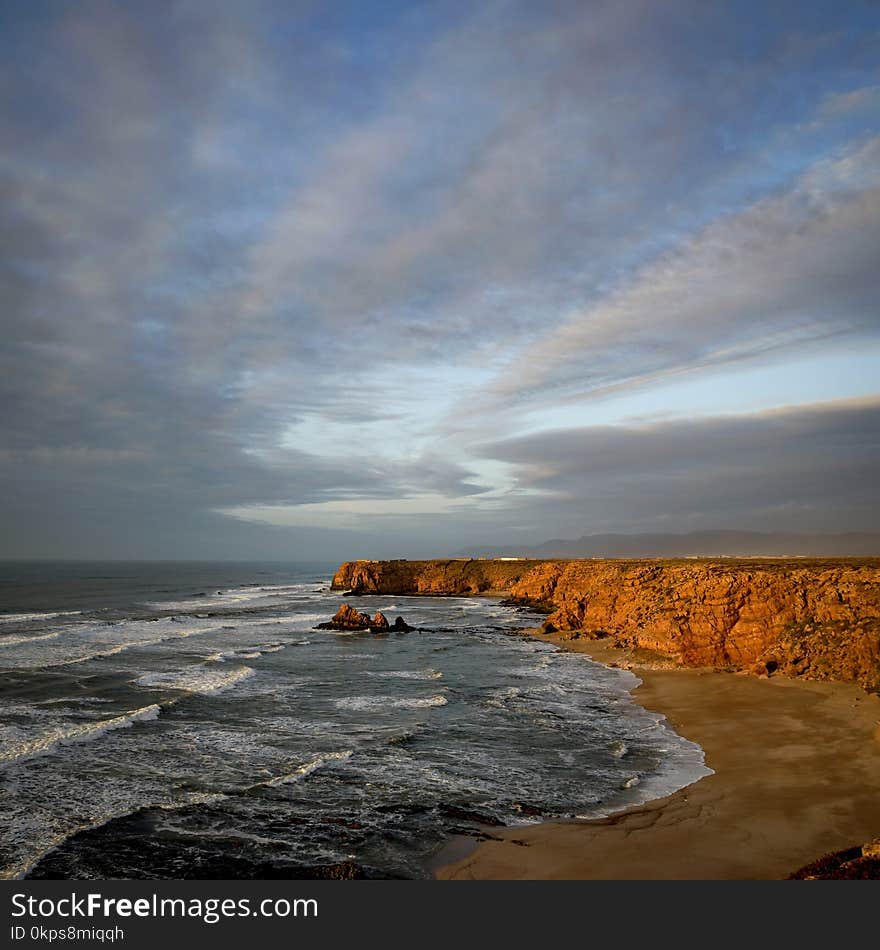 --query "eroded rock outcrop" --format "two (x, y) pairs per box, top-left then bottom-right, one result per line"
(316, 603), (372, 630)
(332, 558), (880, 689)
(316, 603), (413, 632)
